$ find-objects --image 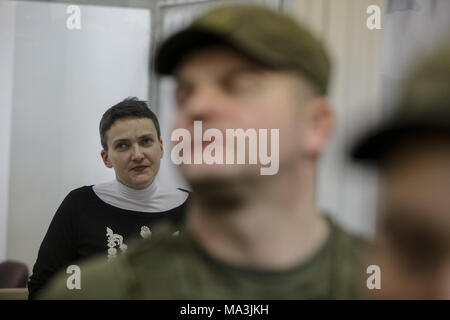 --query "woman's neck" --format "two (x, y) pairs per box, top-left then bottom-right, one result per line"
(114, 178), (158, 201)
